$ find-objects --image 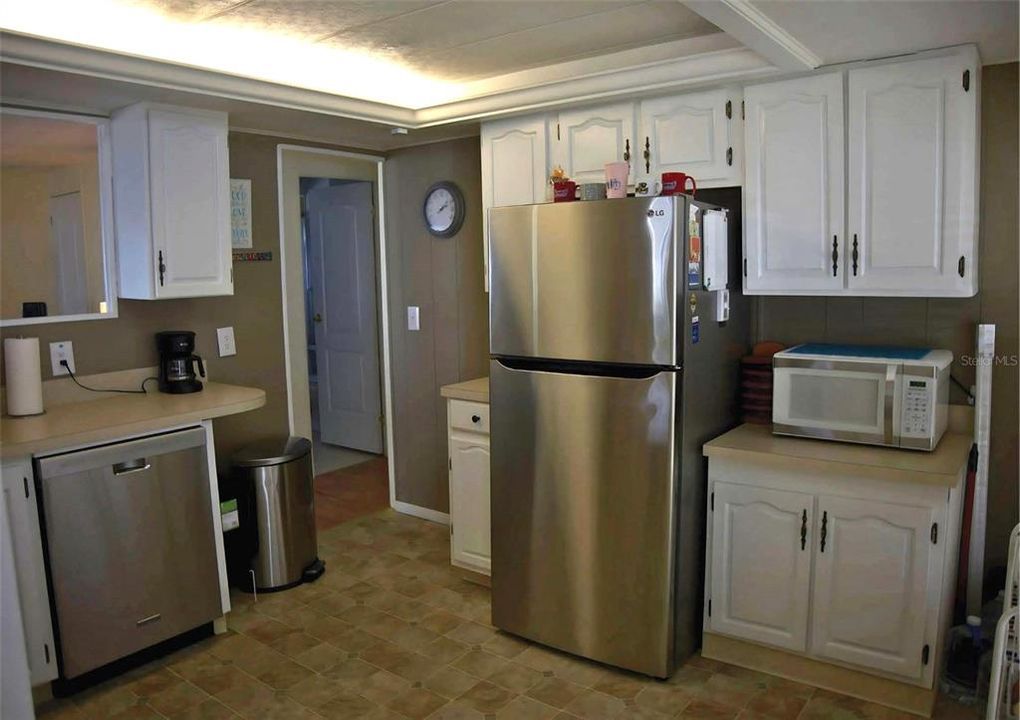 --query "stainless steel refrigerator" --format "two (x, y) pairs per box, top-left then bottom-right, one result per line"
(488, 194), (749, 678)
